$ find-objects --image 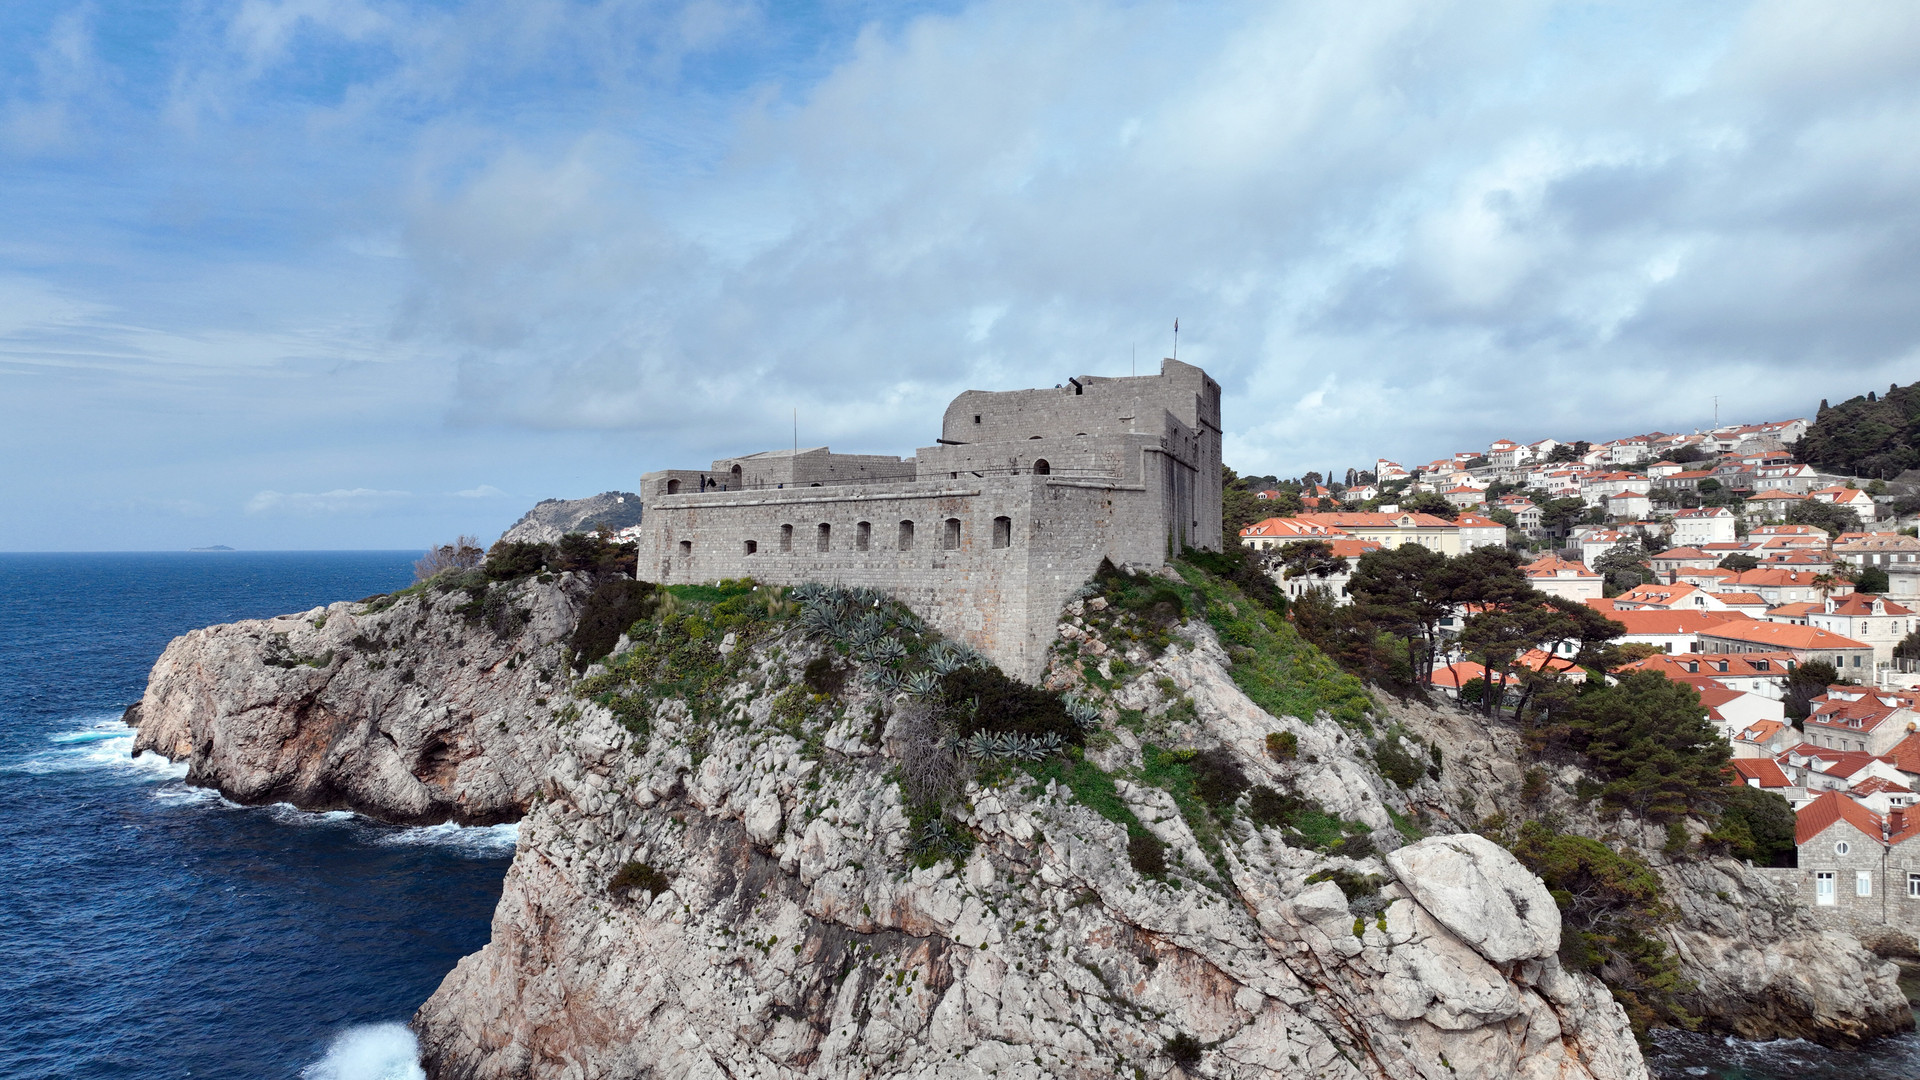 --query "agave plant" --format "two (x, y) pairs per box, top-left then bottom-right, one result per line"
(904, 669), (942, 699)
(1064, 696), (1102, 731)
(926, 642), (966, 675)
(849, 613), (889, 648)
(798, 604), (839, 639)
(791, 582), (830, 608)
(866, 637), (908, 664)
